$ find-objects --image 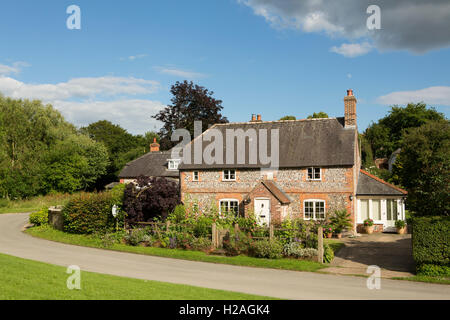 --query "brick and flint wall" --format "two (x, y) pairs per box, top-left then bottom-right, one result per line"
(180, 166), (356, 224)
